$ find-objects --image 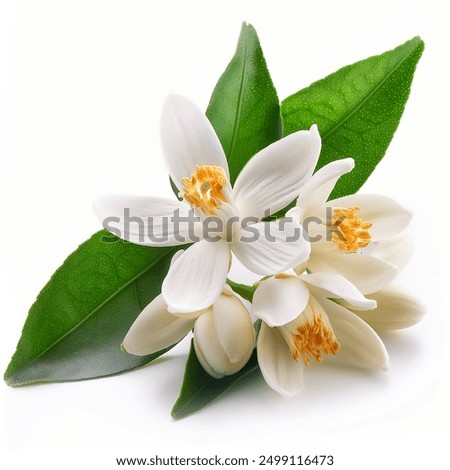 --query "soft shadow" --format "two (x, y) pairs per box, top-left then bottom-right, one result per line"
(377, 329), (424, 362)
